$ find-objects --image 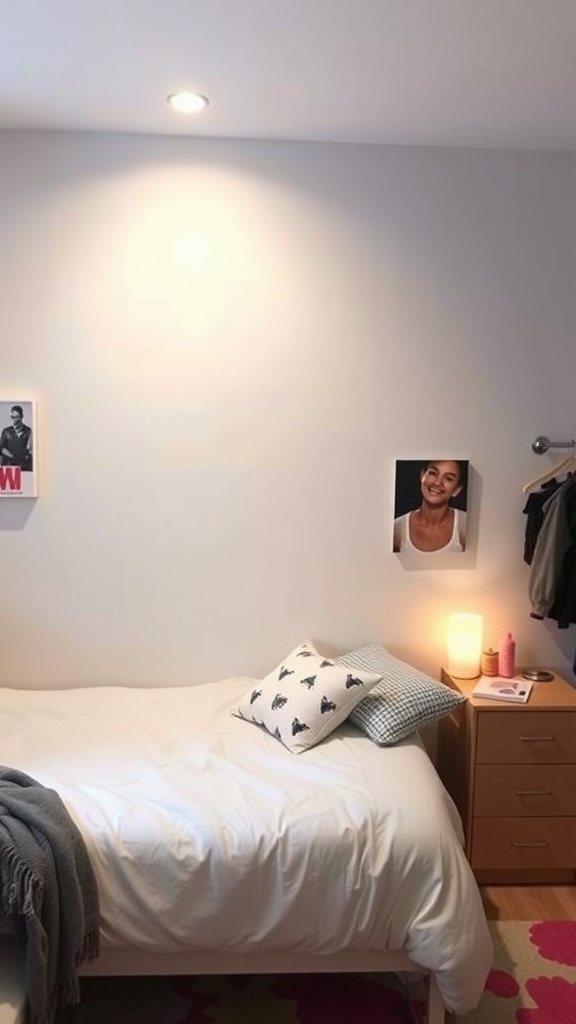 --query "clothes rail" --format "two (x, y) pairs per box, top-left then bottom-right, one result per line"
(531, 435), (576, 455)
